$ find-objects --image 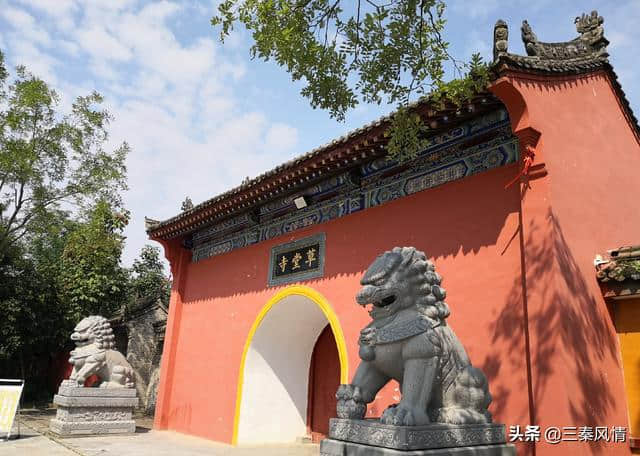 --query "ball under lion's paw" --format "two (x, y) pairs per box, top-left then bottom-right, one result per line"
(61, 379), (81, 388)
(67, 375), (84, 387)
(336, 384), (366, 419)
(380, 403), (430, 426)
